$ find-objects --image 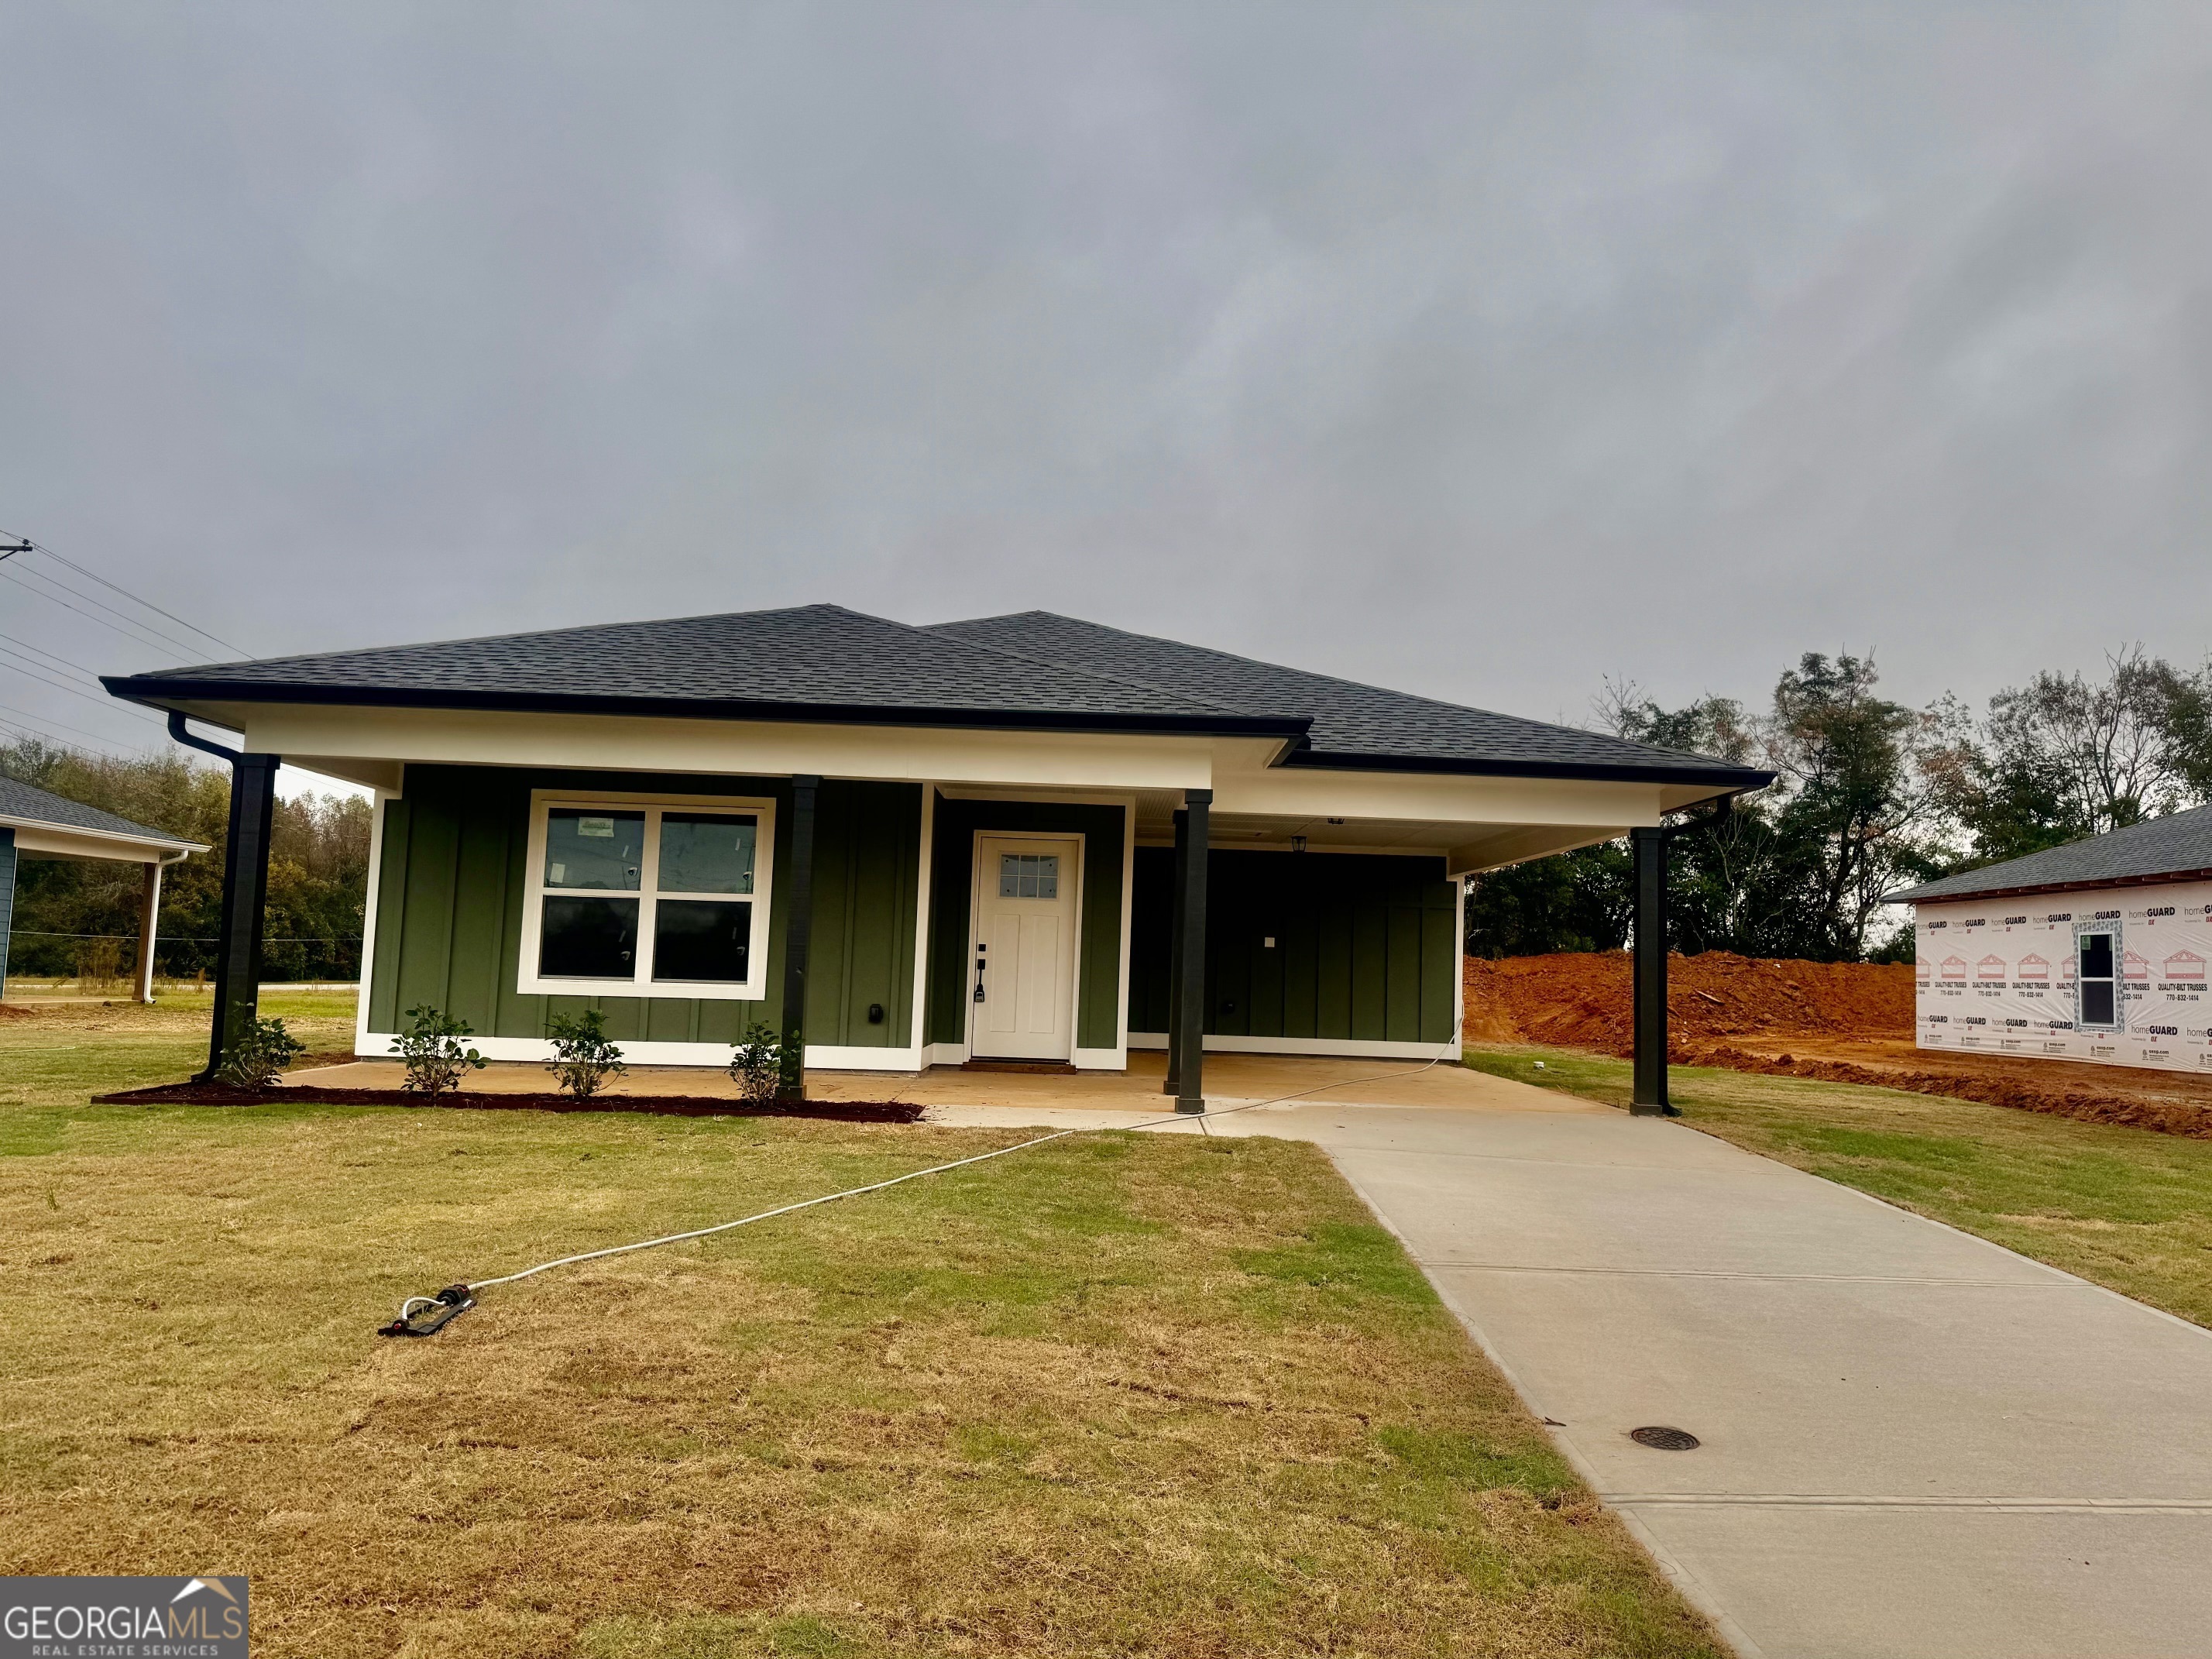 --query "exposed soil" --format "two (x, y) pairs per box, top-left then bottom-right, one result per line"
(1465, 950), (2212, 1139)
(91, 1080), (926, 1122)
(1463, 950), (1913, 1051)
